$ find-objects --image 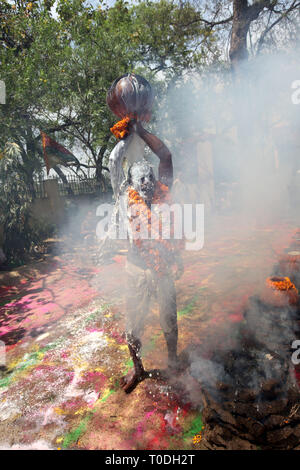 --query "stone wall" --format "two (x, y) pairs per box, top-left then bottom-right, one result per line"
(0, 179), (112, 248)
